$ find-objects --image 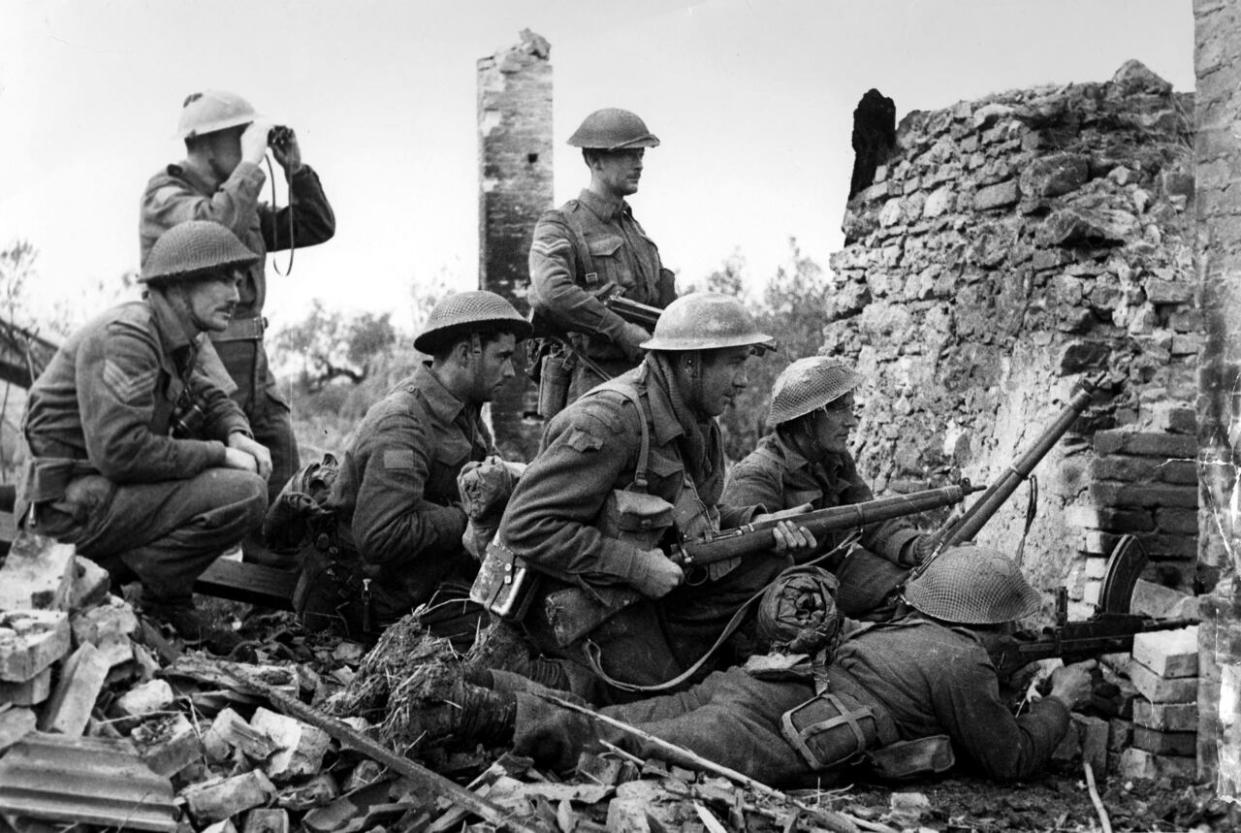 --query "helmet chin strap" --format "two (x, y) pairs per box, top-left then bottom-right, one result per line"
(684, 350), (706, 415)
